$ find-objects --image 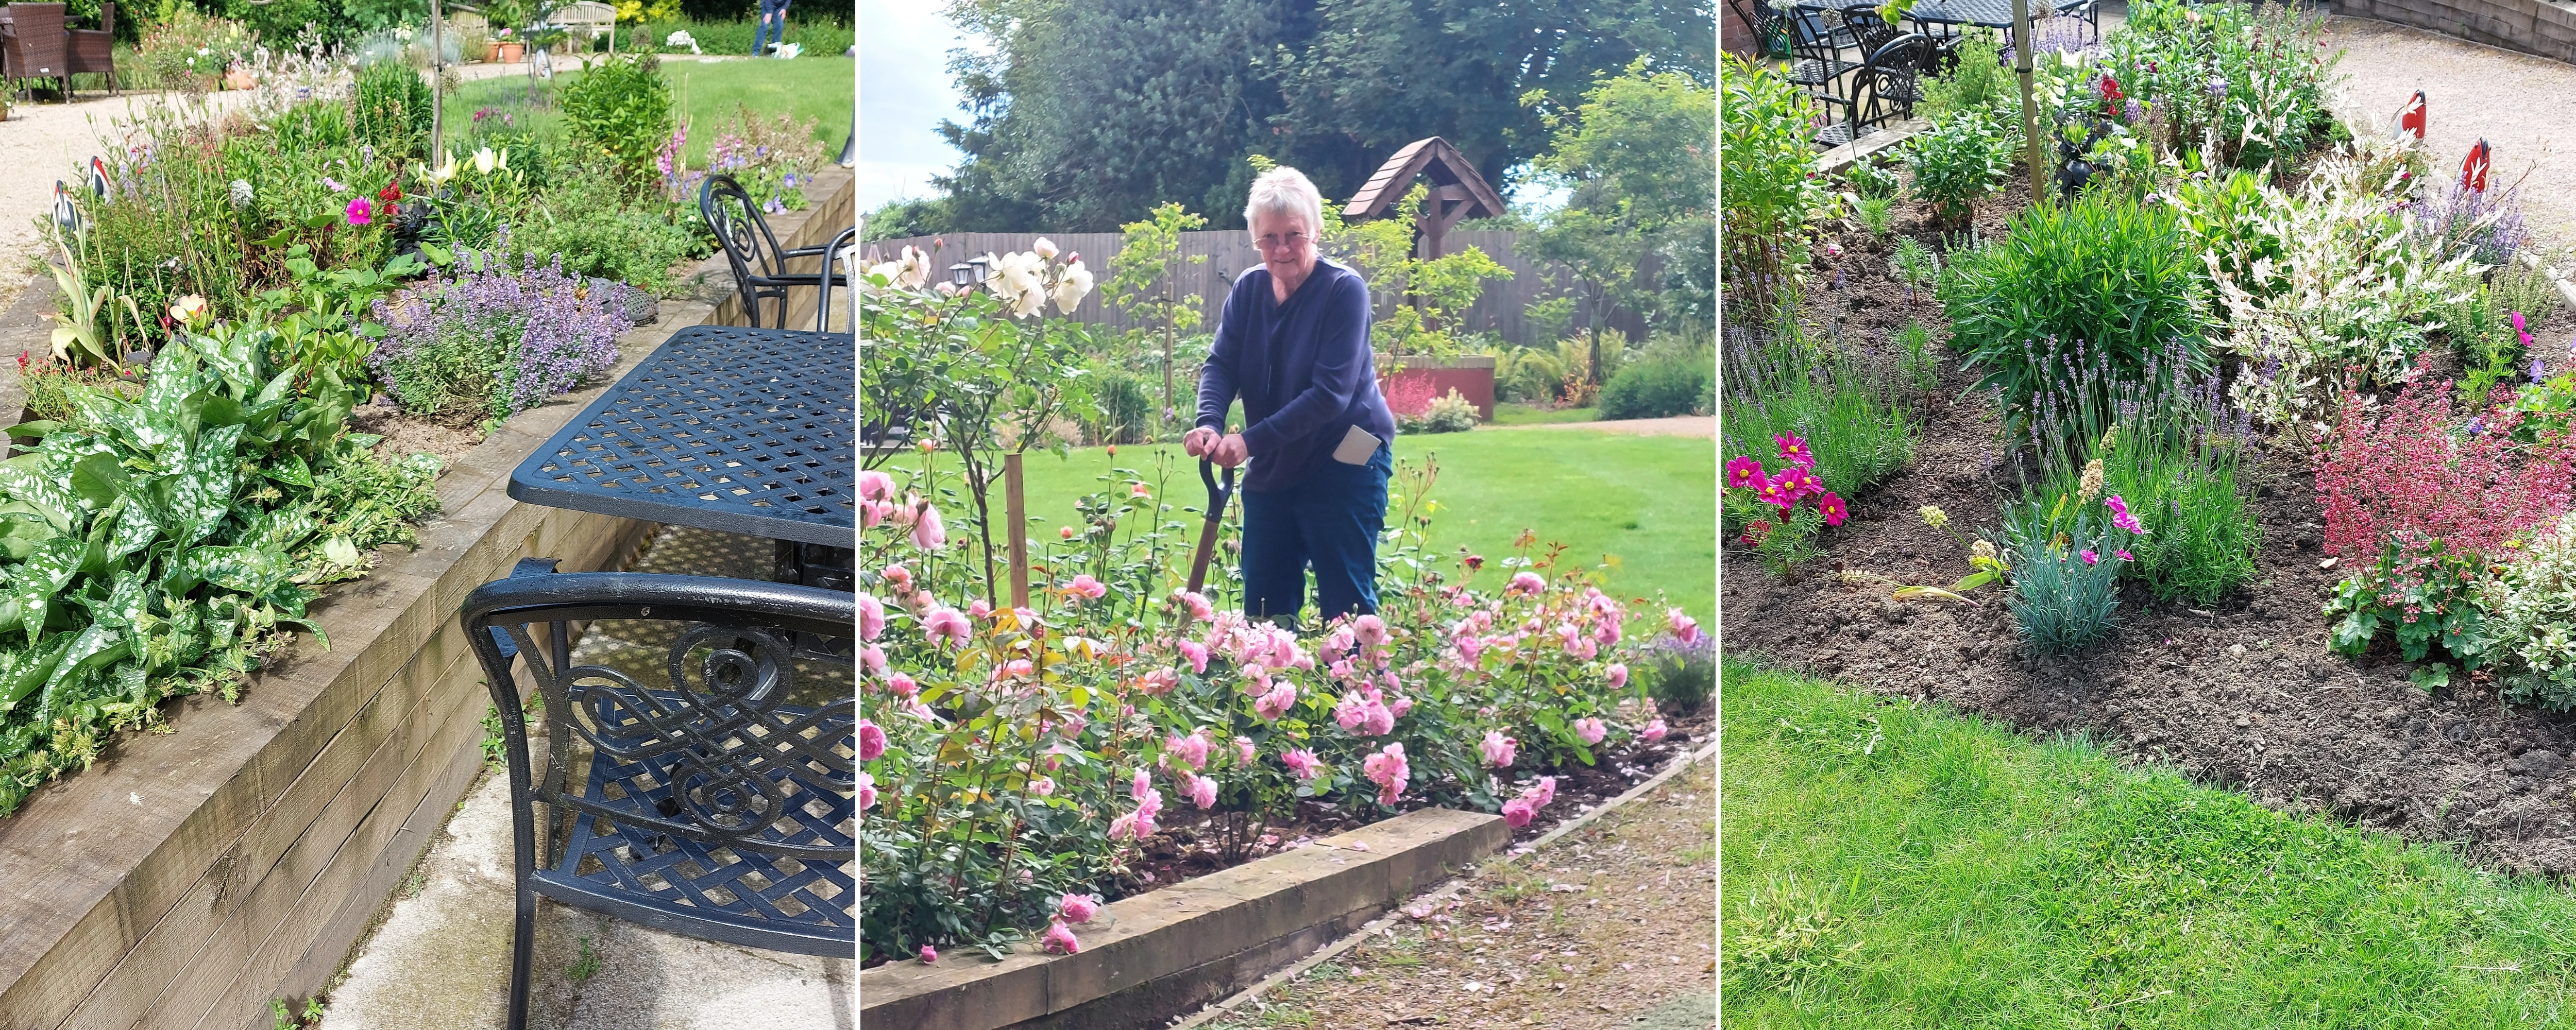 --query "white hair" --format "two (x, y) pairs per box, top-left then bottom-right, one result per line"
(1243, 166), (1326, 239)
